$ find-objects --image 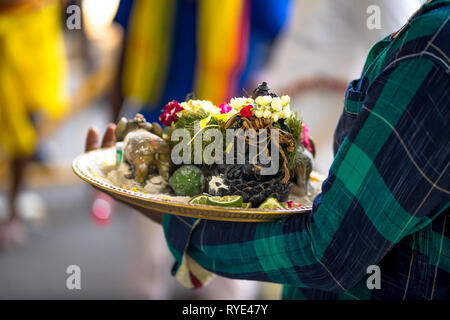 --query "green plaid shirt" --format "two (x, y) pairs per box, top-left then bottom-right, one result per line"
(162, 0), (450, 300)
